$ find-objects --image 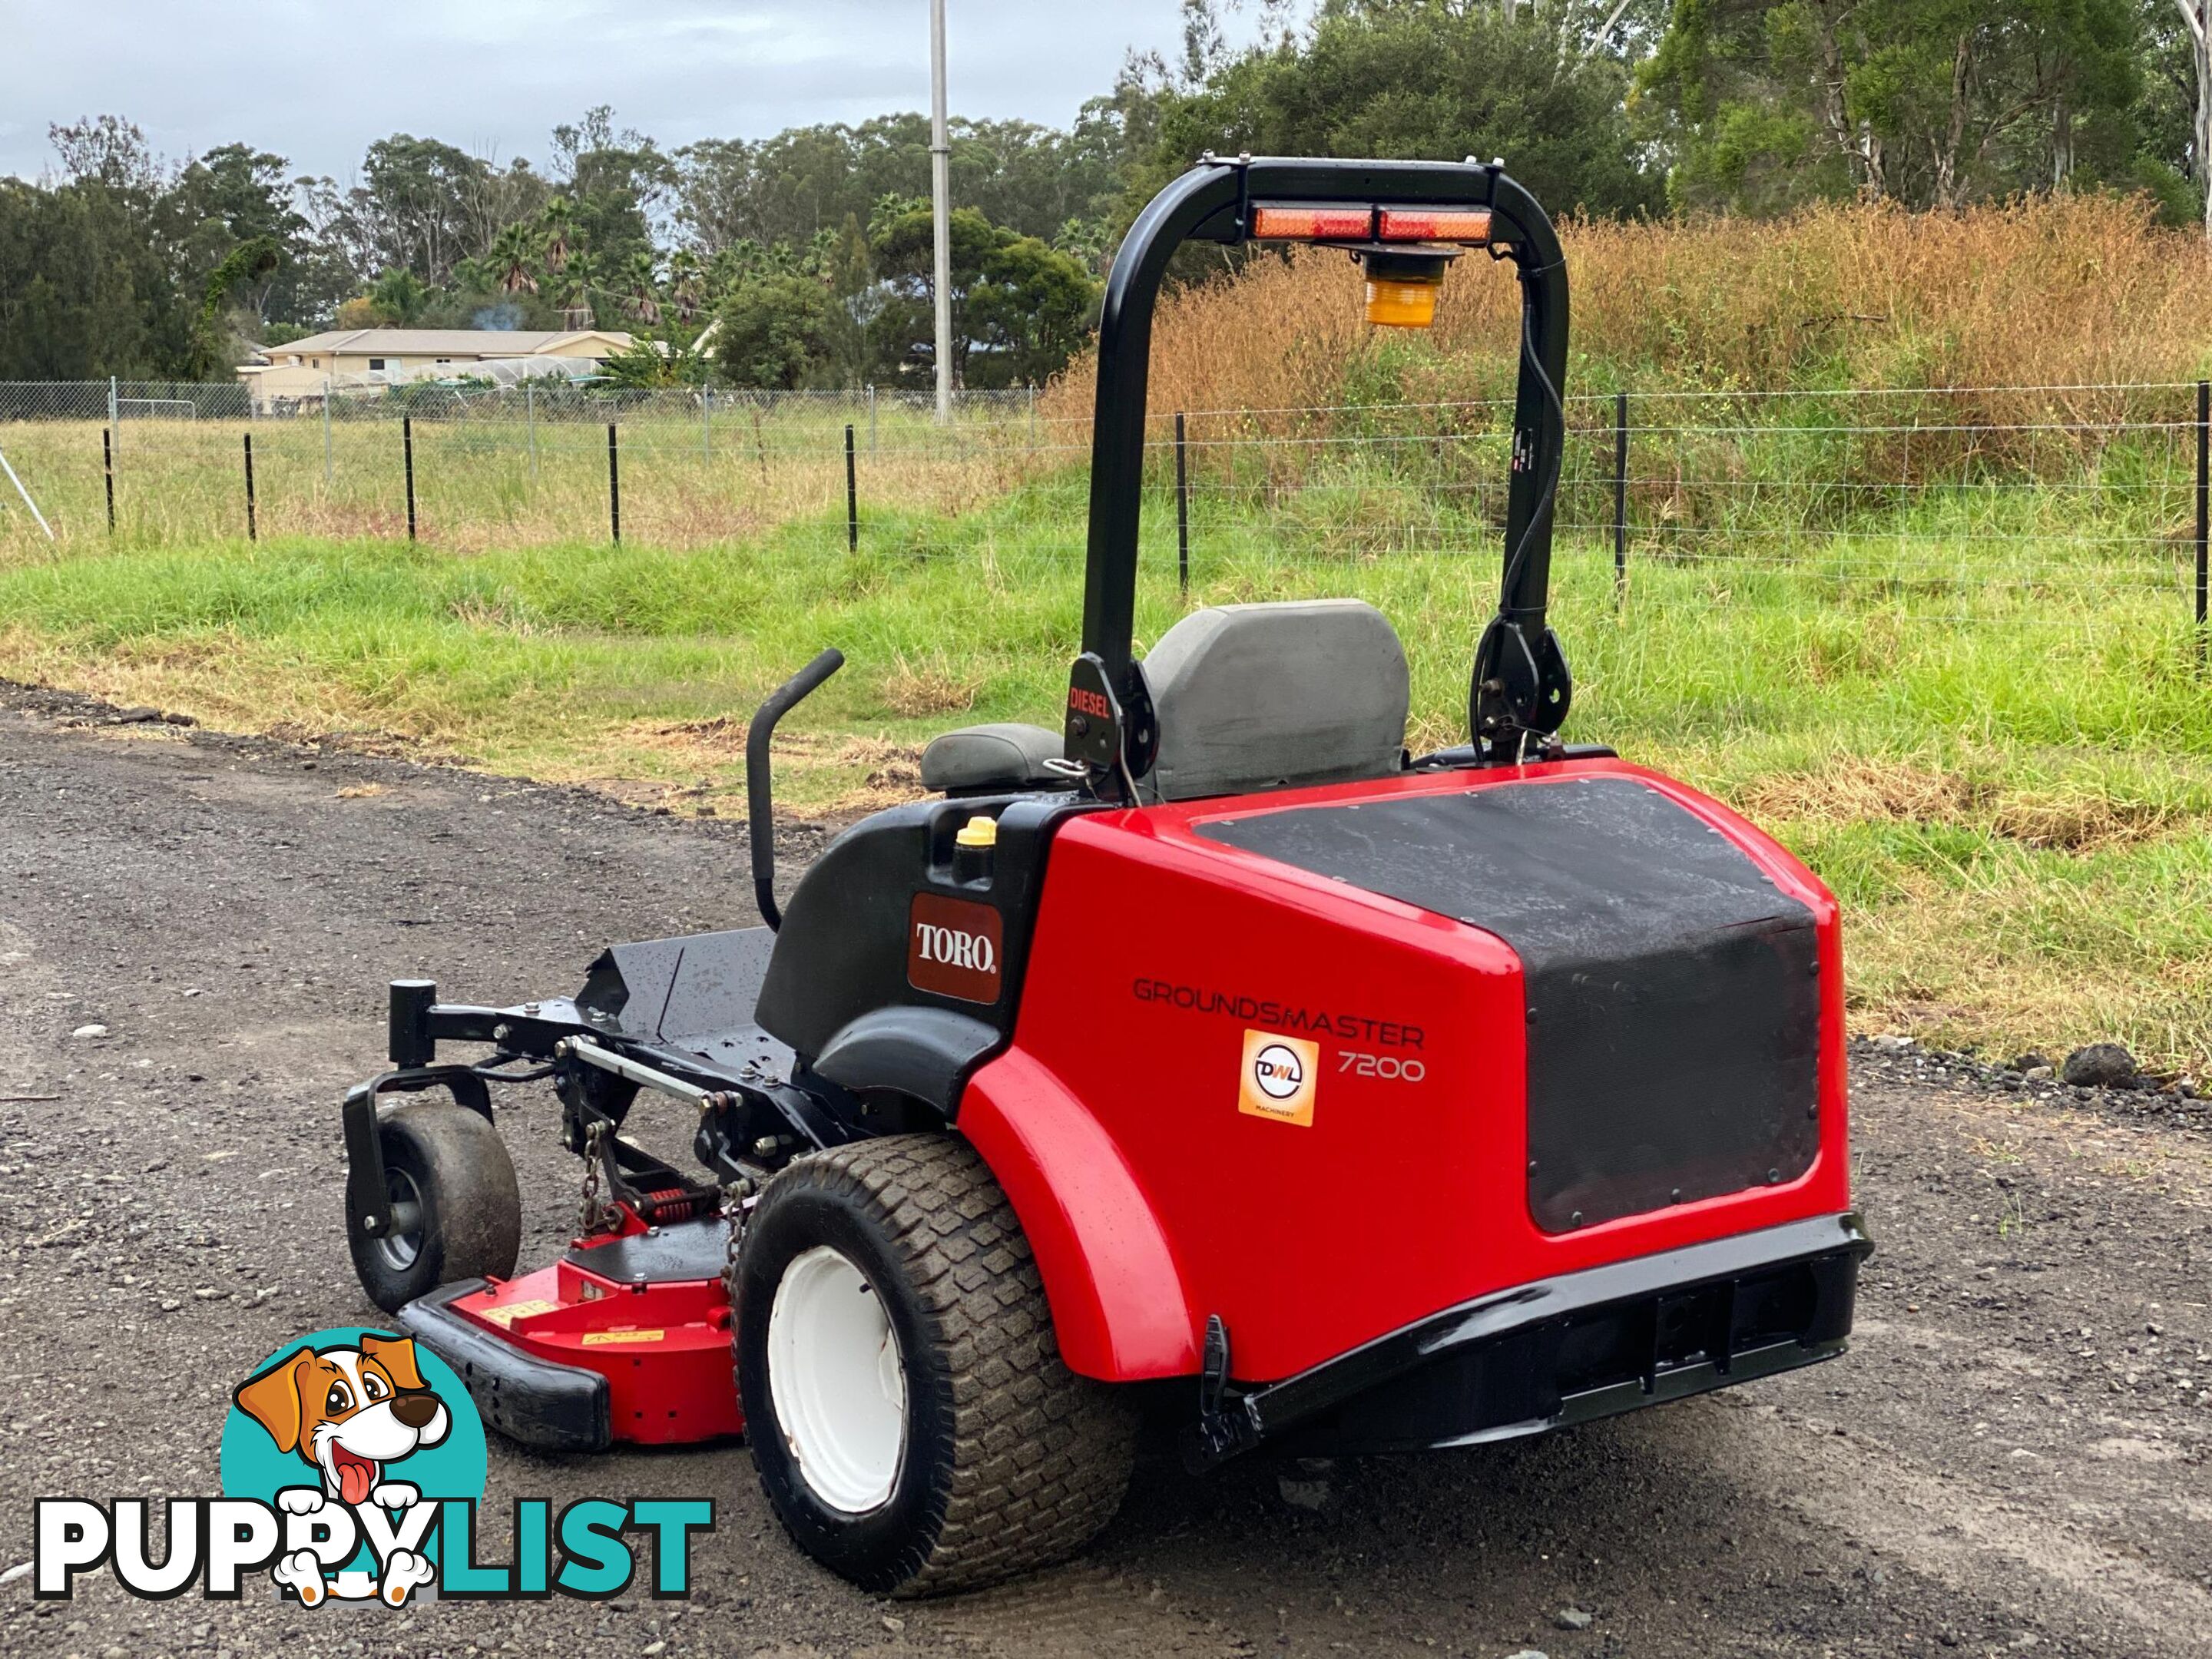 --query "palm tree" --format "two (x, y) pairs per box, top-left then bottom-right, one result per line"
(622, 251), (662, 325)
(667, 249), (705, 324)
(555, 250), (604, 329)
(488, 223), (541, 295)
(369, 267), (430, 326)
(541, 196), (575, 276)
